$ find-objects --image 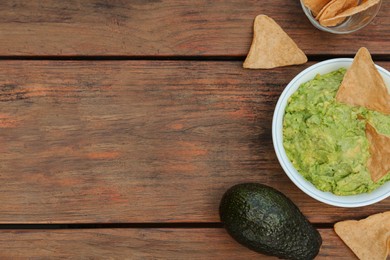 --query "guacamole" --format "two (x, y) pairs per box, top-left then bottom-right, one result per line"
(283, 68), (390, 196)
